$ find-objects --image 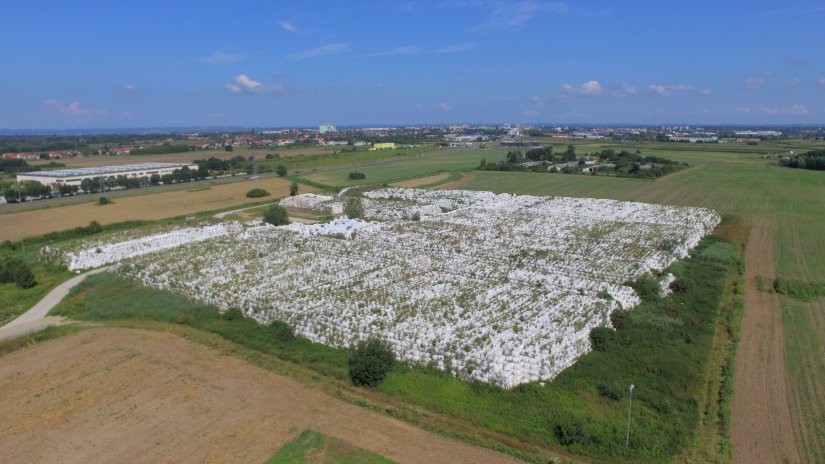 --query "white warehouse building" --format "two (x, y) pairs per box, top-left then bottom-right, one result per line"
(16, 162), (198, 188)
